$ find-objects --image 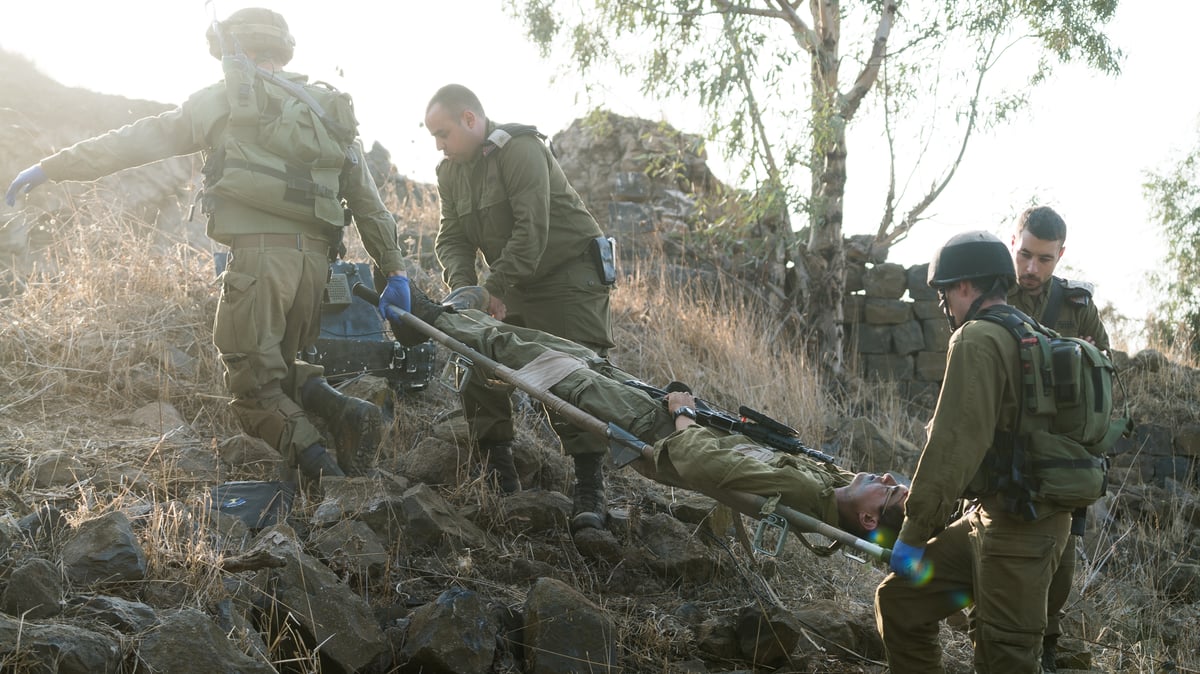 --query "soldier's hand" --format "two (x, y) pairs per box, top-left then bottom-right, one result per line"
(487, 295), (507, 320)
(6, 165), (48, 207)
(888, 540), (930, 581)
(378, 274), (410, 321)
